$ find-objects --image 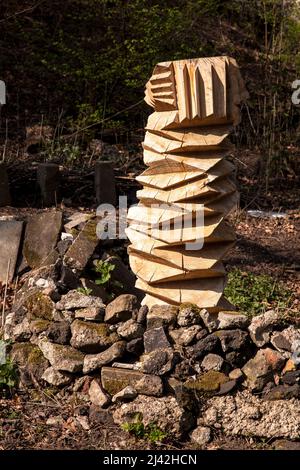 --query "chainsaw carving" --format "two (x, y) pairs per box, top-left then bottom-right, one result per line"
(126, 57), (248, 311)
